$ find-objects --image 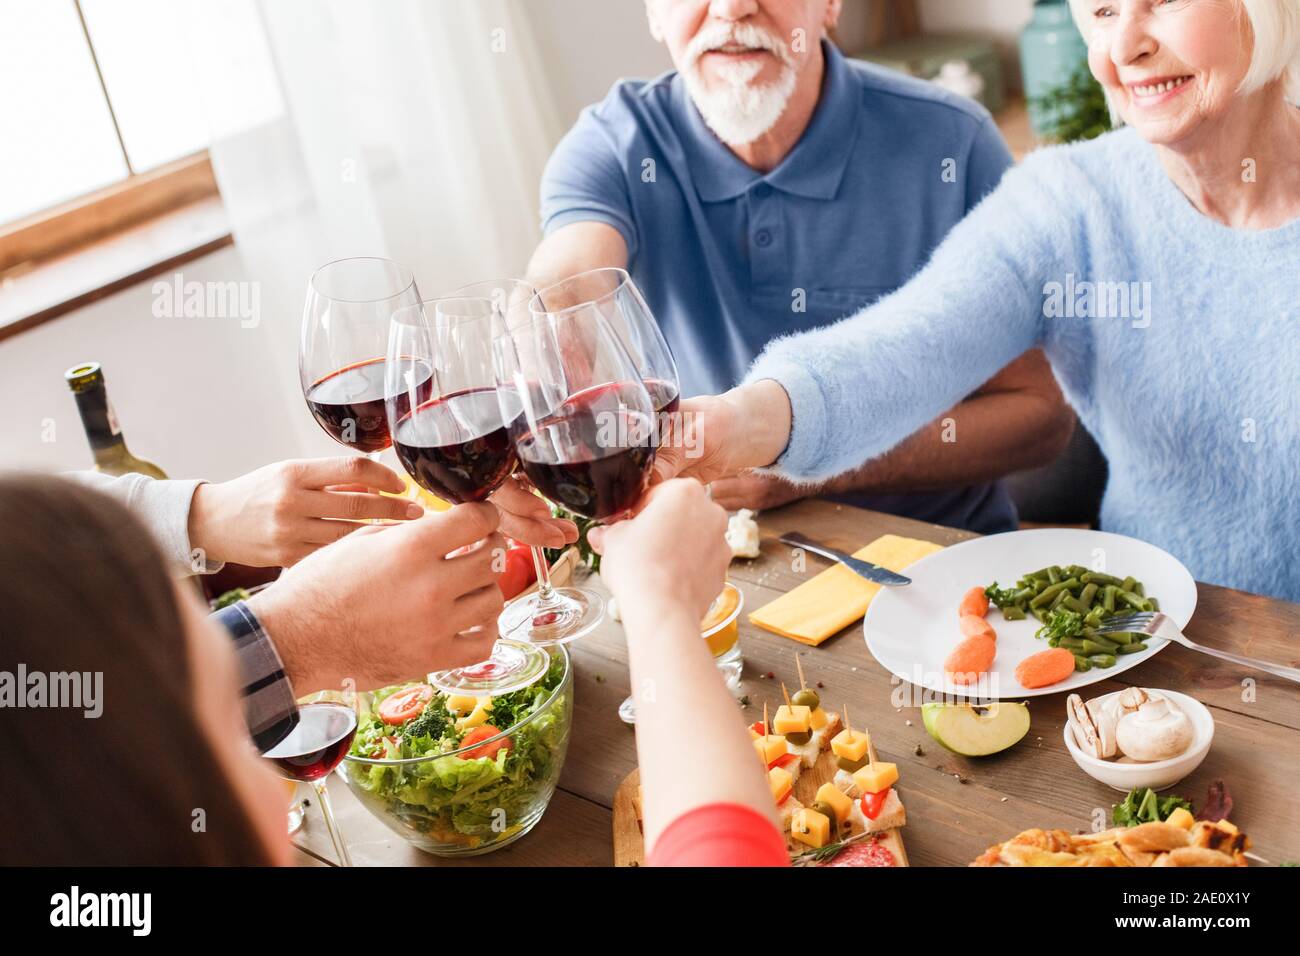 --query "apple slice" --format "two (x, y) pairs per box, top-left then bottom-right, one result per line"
(921, 702), (1030, 756)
